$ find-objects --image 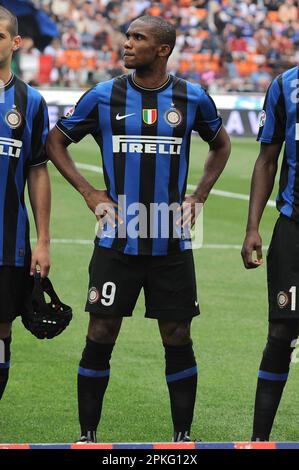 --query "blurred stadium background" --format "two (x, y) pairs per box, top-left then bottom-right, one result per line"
(1, 0), (299, 443)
